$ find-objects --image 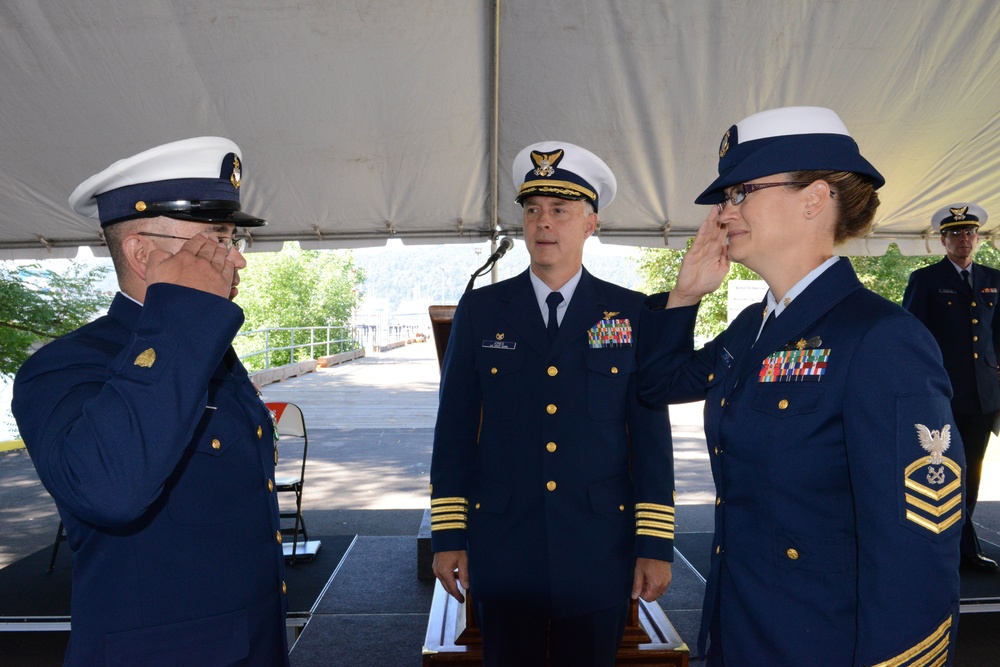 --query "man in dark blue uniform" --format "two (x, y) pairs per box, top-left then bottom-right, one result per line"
(903, 203), (1000, 571)
(430, 141), (675, 666)
(12, 137), (290, 665)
